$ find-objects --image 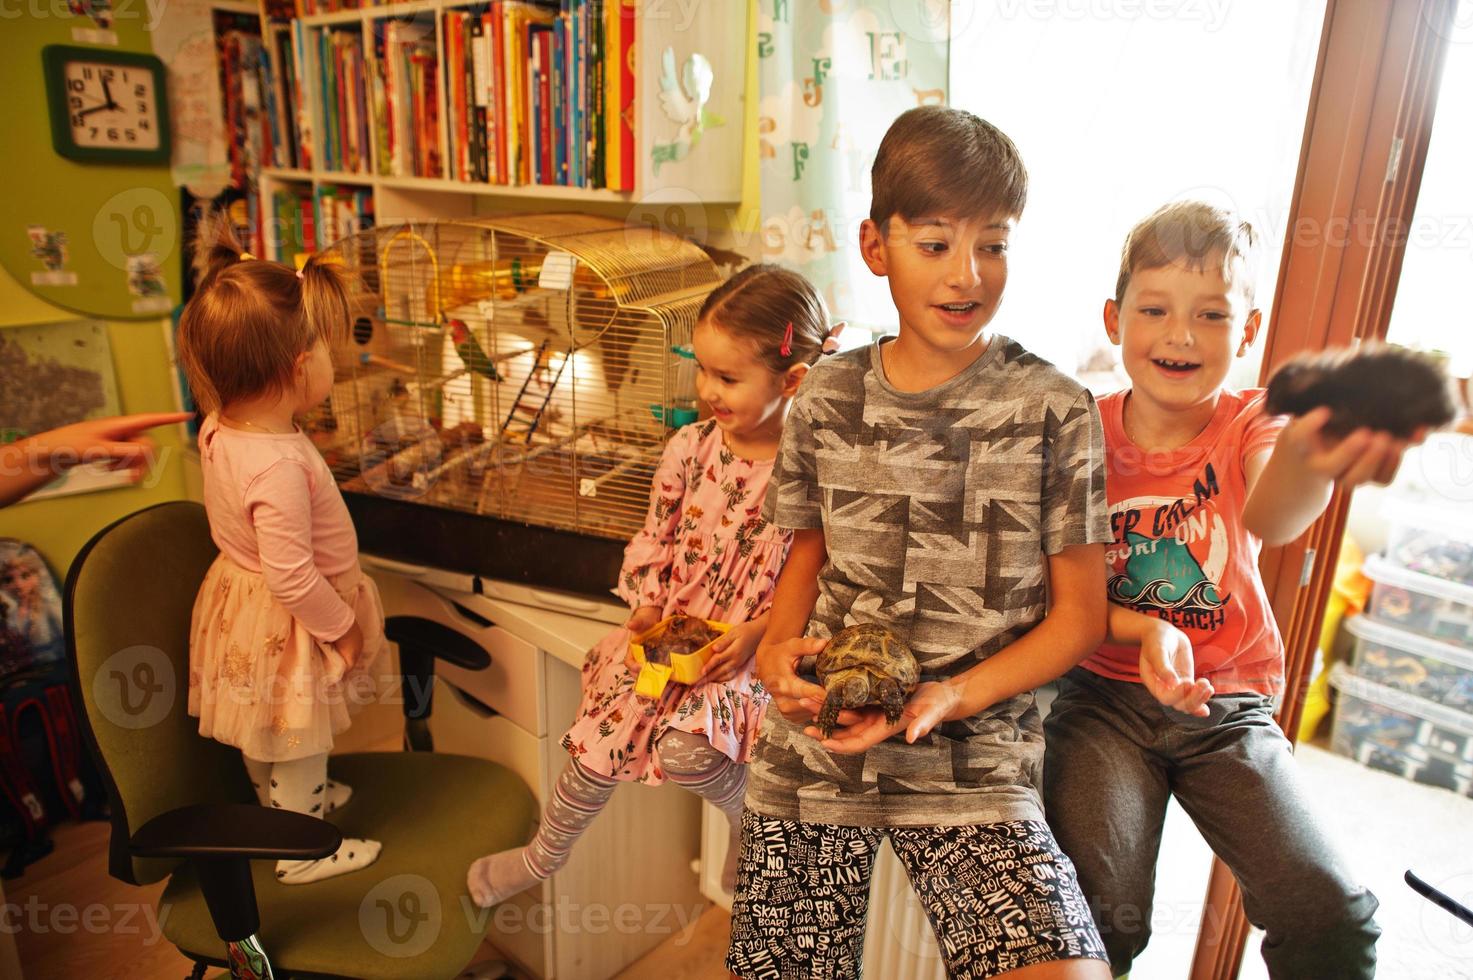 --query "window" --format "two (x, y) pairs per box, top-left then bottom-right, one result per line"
(951, 1), (1326, 393)
(1385, 0), (1473, 379)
